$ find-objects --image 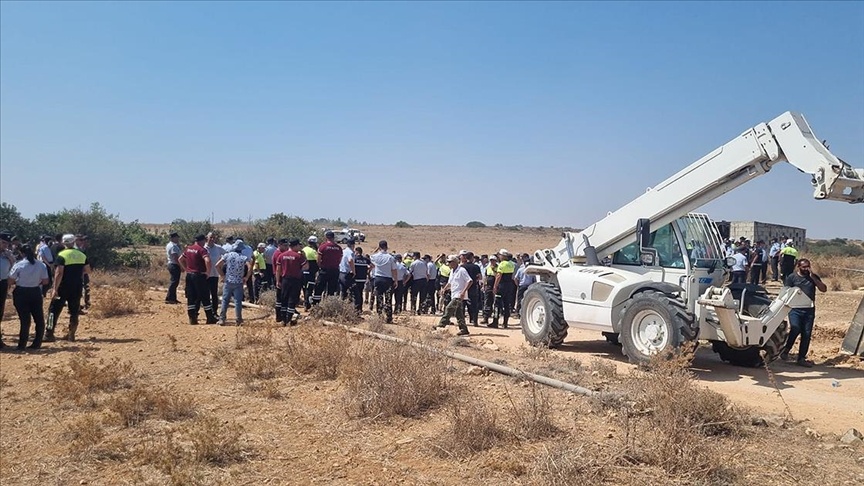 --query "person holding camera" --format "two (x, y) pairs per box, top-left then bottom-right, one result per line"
(780, 258), (827, 367)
